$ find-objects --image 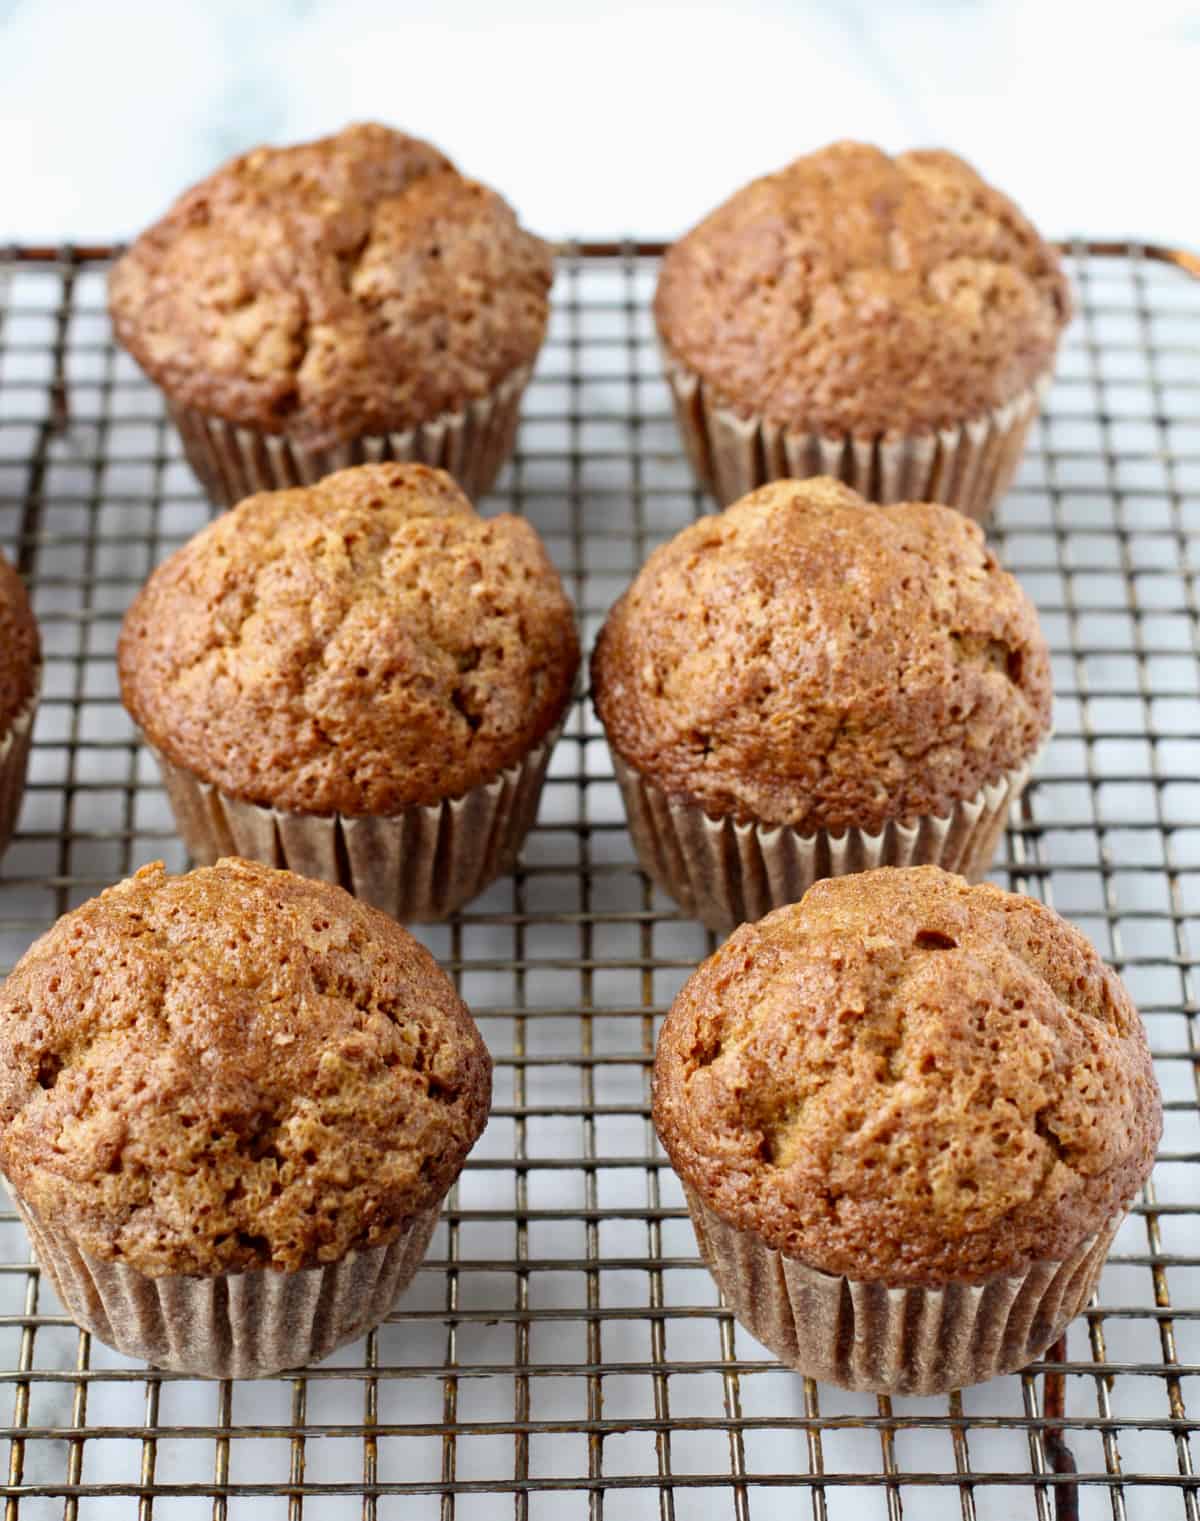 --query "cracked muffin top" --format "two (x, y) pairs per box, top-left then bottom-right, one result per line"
(118, 463), (580, 816)
(0, 550), (38, 734)
(108, 122), (554, 450)
(654, 866), (1160, 1286)
(591, 477), (1051, 834)
(0, 858), (492, 1277)
(655, 141), (1071, 437)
